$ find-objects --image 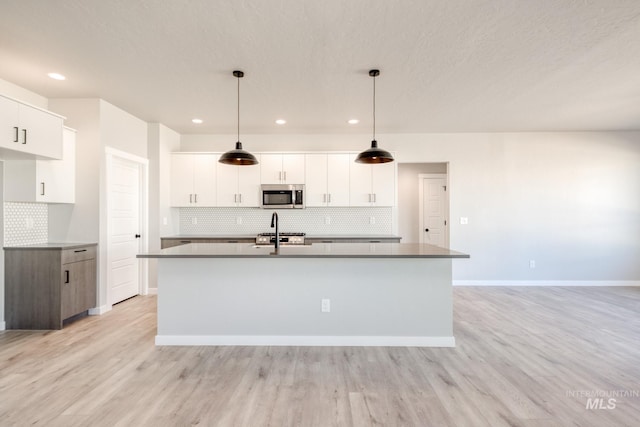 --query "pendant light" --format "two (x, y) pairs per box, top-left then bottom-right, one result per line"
(355, 69), (394, 164)
(219, 70), (259, 166)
